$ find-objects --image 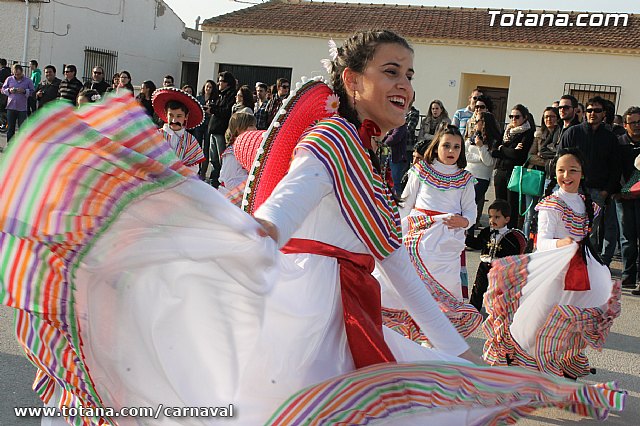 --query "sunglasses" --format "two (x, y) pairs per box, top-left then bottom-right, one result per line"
(475, 104), (486, 110)
(586, 108), (604, 114)
(64, 70), (73, 73)
(509, 114), (522, 120)
(472, 96), (480, 100)
(626, 120), (640, 126)
(557, 105), (572, 110)
(93, 71), (102, 75)
(281, 85), (290, 89)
